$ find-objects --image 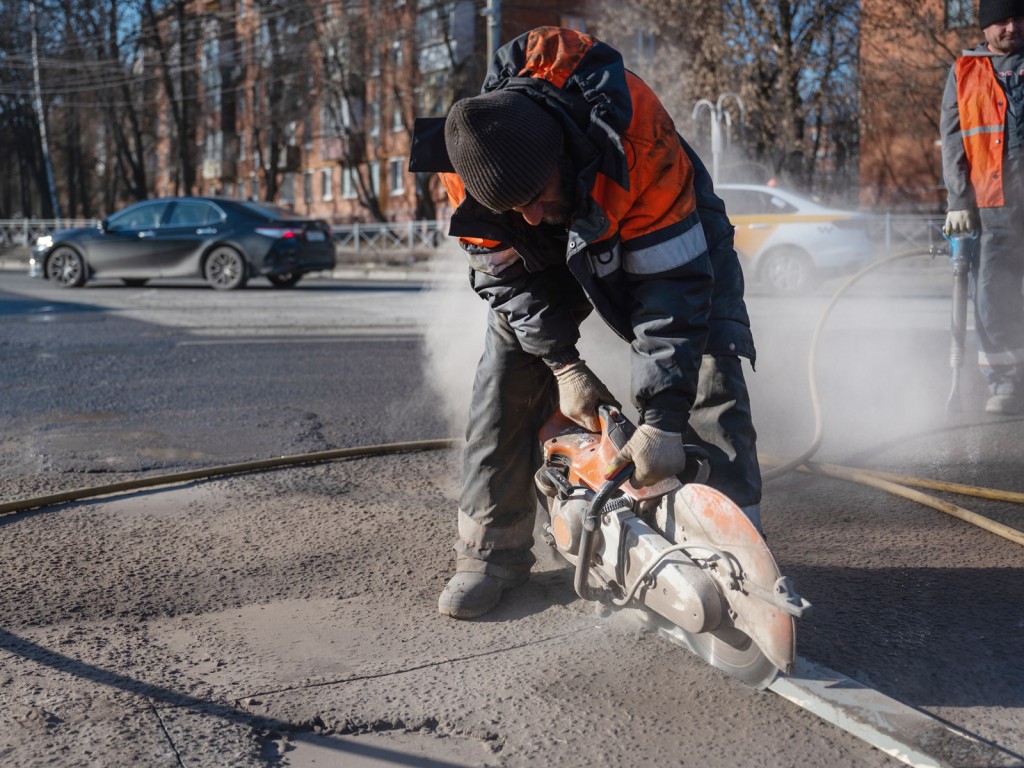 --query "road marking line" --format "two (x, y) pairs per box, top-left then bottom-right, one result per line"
(771, 657), (1021, 767)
